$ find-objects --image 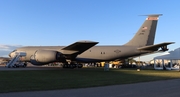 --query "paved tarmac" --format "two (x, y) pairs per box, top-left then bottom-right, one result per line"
(0, 78), (180, 97)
